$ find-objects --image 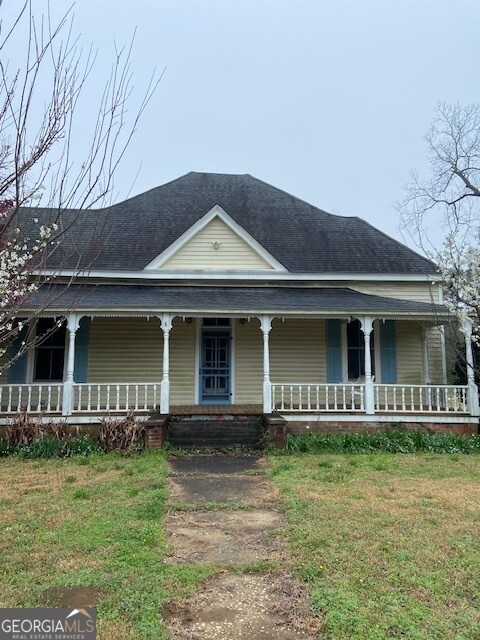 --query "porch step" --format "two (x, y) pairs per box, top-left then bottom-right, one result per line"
(167, 415), (265, 449)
